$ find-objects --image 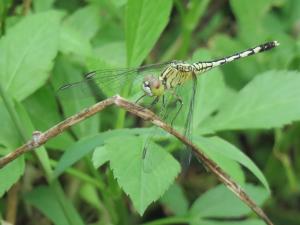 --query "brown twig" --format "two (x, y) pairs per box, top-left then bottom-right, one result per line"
(0, 95), (274, 225)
